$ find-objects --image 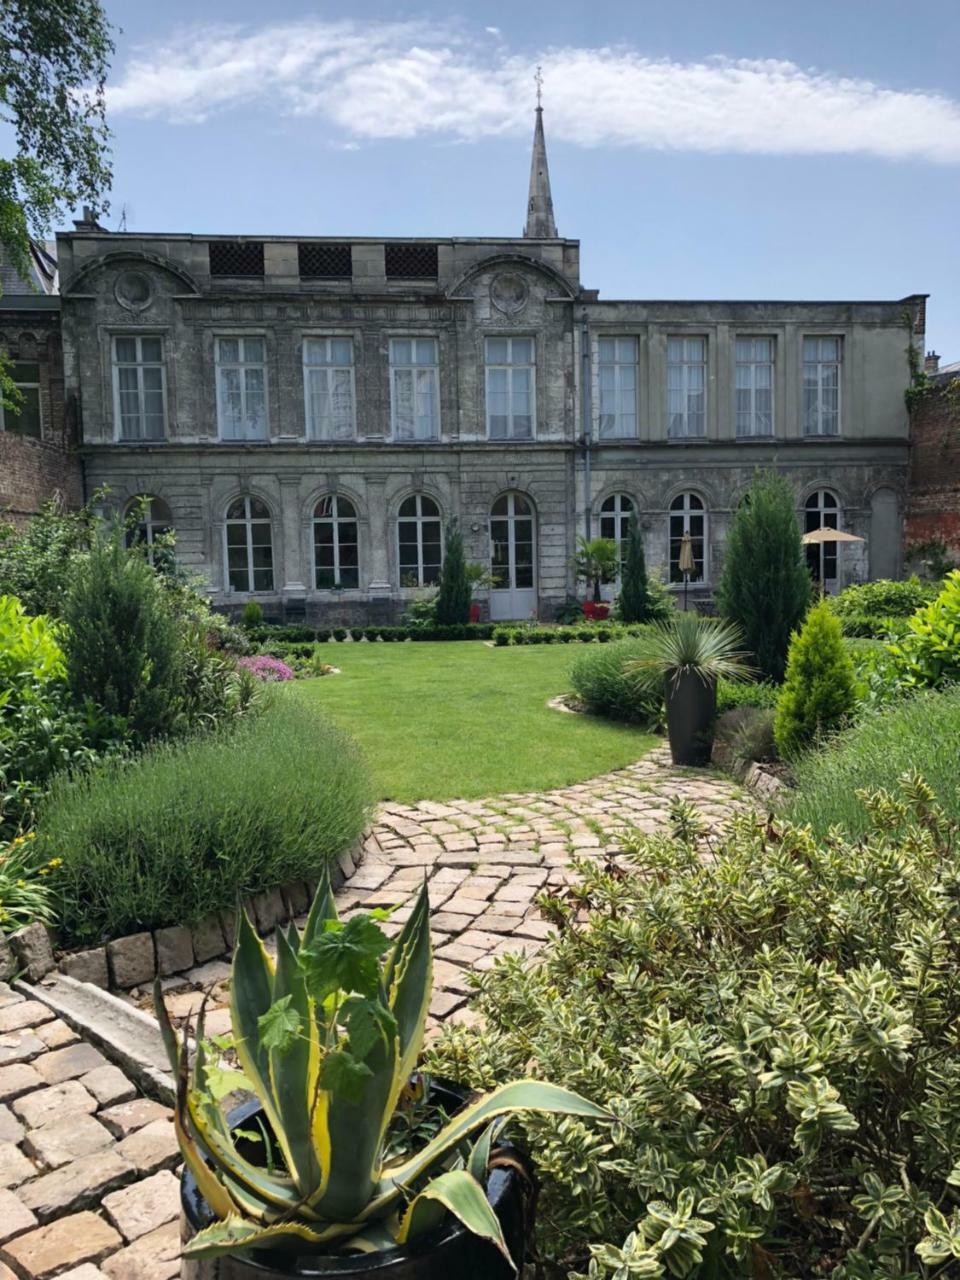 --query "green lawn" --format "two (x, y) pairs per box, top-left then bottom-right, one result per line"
(291, 642), (657, 803)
